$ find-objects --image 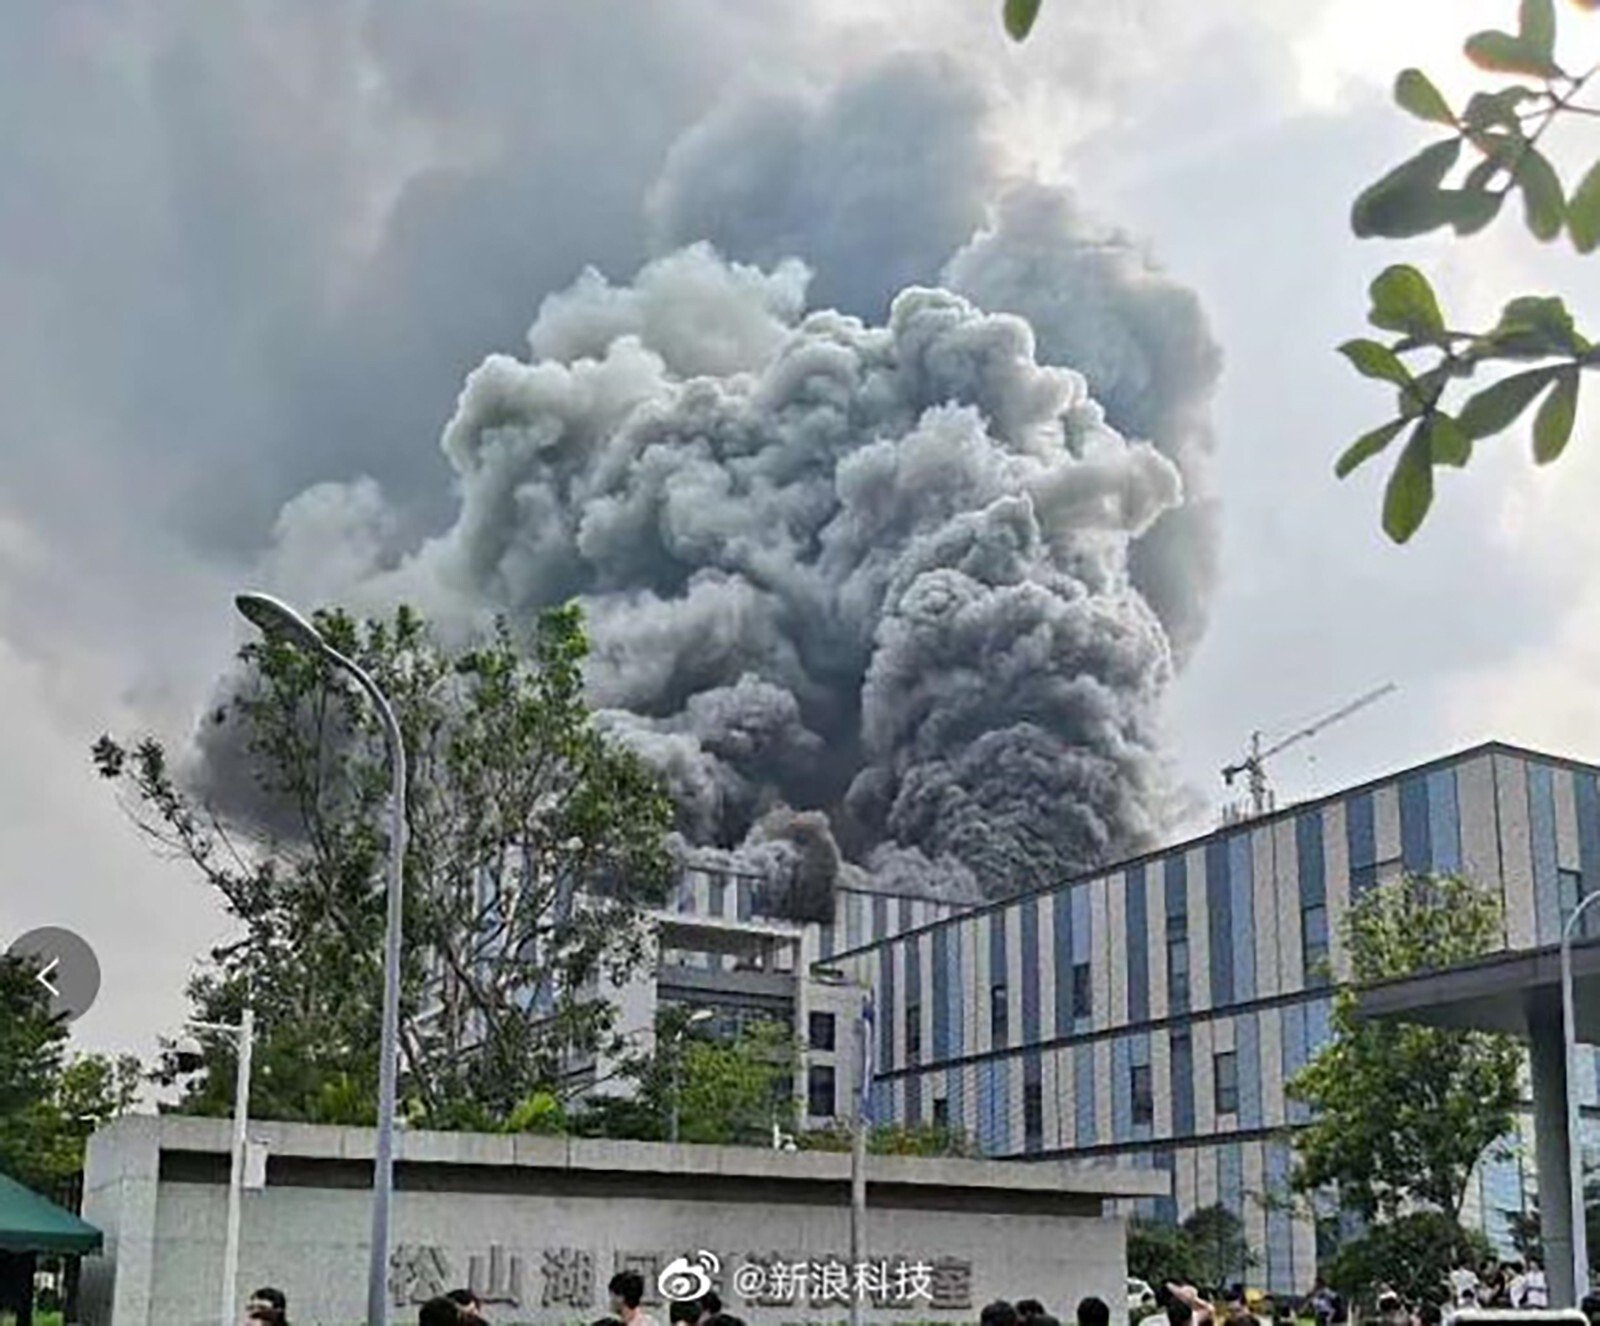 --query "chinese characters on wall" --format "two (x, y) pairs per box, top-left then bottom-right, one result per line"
(389, 1244), (974, 1319)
